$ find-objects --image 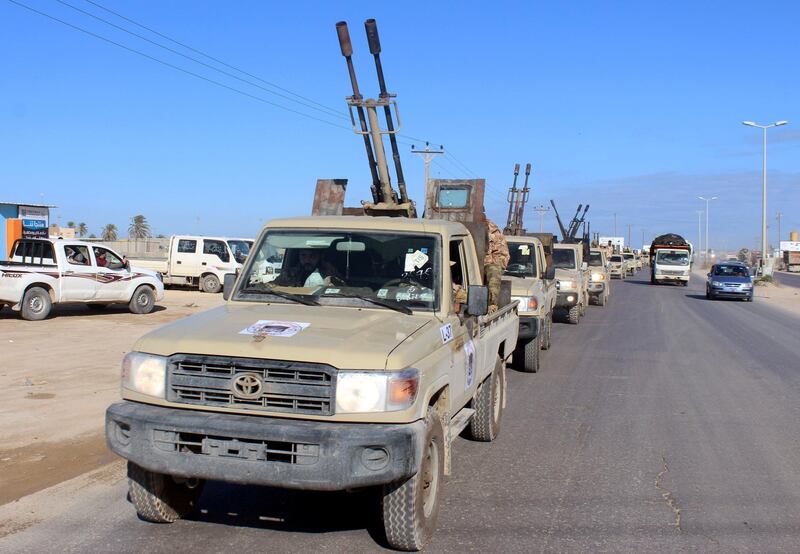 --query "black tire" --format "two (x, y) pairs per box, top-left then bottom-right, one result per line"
(382, 407), (444, 551)
(21, 287), (52, 321)
(470, 356), (505, 441)
(567, 304), (580, 324)
(129, 286), (155, 314)
(127, 462), (205, 523)
(513, 334), (540, 373)
(597, 292), (606, 307)
(200, 274), (221, 293)
(541, 314), (552, 350)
